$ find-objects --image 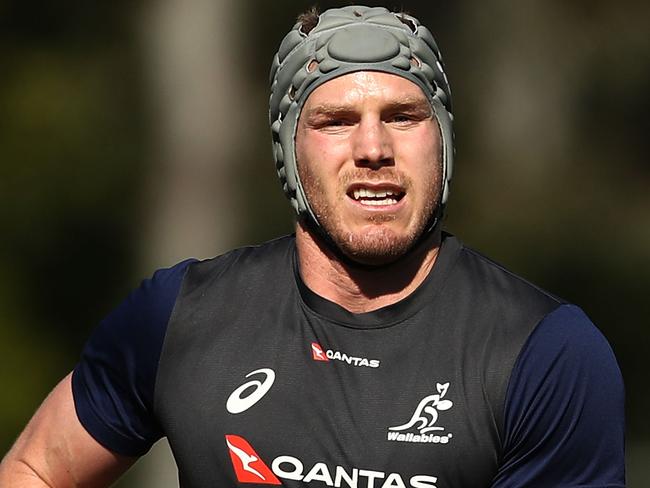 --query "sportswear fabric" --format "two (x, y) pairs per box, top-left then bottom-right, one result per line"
(72, 234), (625, 487)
